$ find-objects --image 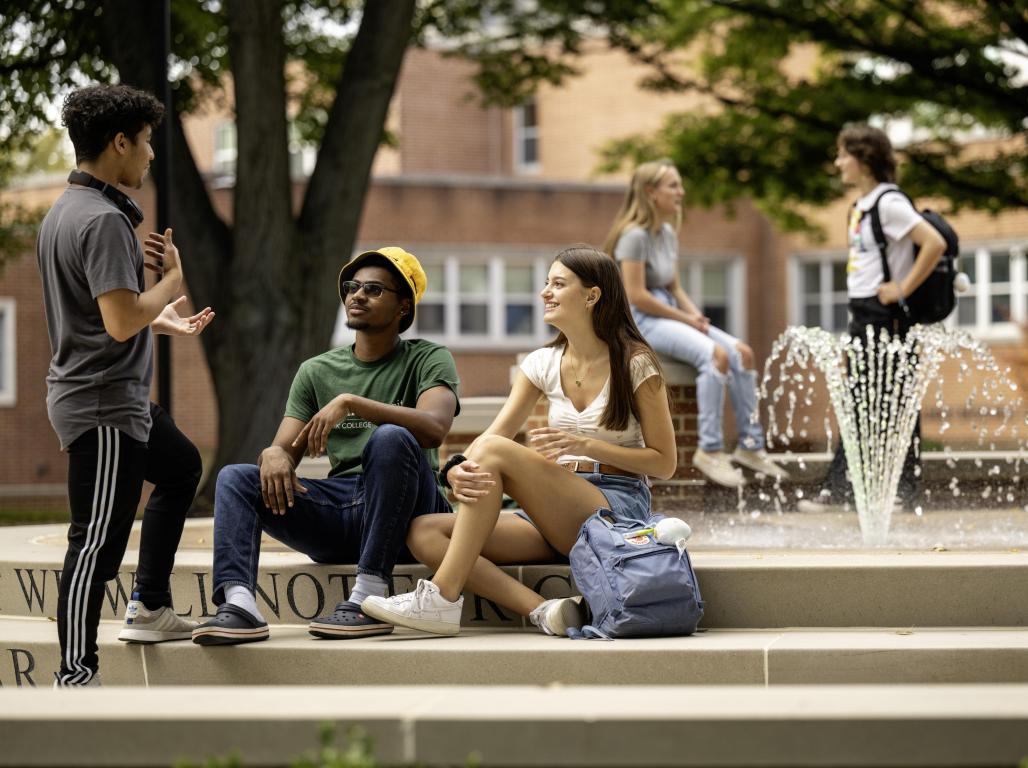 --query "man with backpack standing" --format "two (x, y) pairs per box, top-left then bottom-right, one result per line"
(800, 123), (948, 514)
(38, 84), (214, 686)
